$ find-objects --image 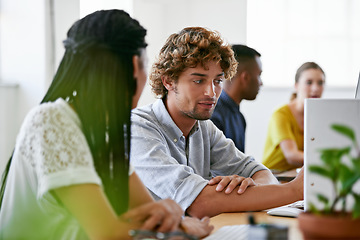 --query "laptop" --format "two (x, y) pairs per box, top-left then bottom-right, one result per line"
(303, 95), (360, 212)
(355, 71), (360, 99)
